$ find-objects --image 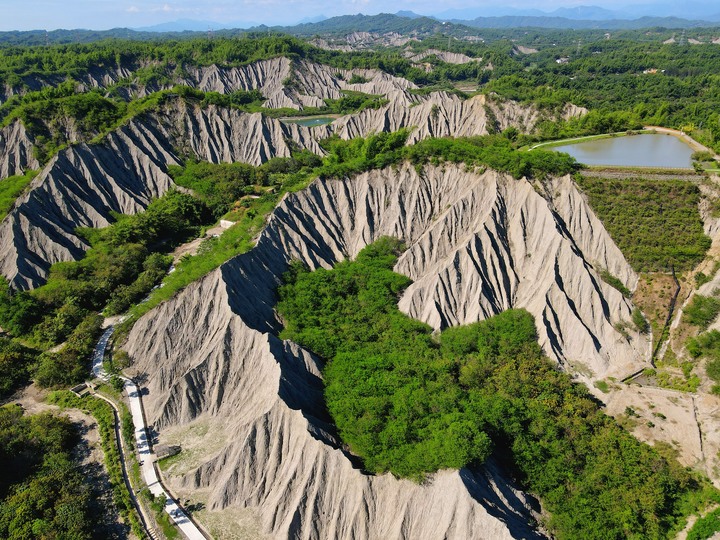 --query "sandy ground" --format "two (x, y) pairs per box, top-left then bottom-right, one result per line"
(156, 416), (267, 539)
(156, 416), (229, 478)
(603, 383), (720, 486)
(11, 384), (138, 539)
(173, 224), (227, 262)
